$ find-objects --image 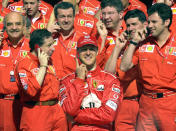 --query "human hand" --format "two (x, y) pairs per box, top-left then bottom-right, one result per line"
(37, 48), (49, 67)
(96, 20), (108, 40)
(75, 58), (88, 80)
(47, 22), (61, 33)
